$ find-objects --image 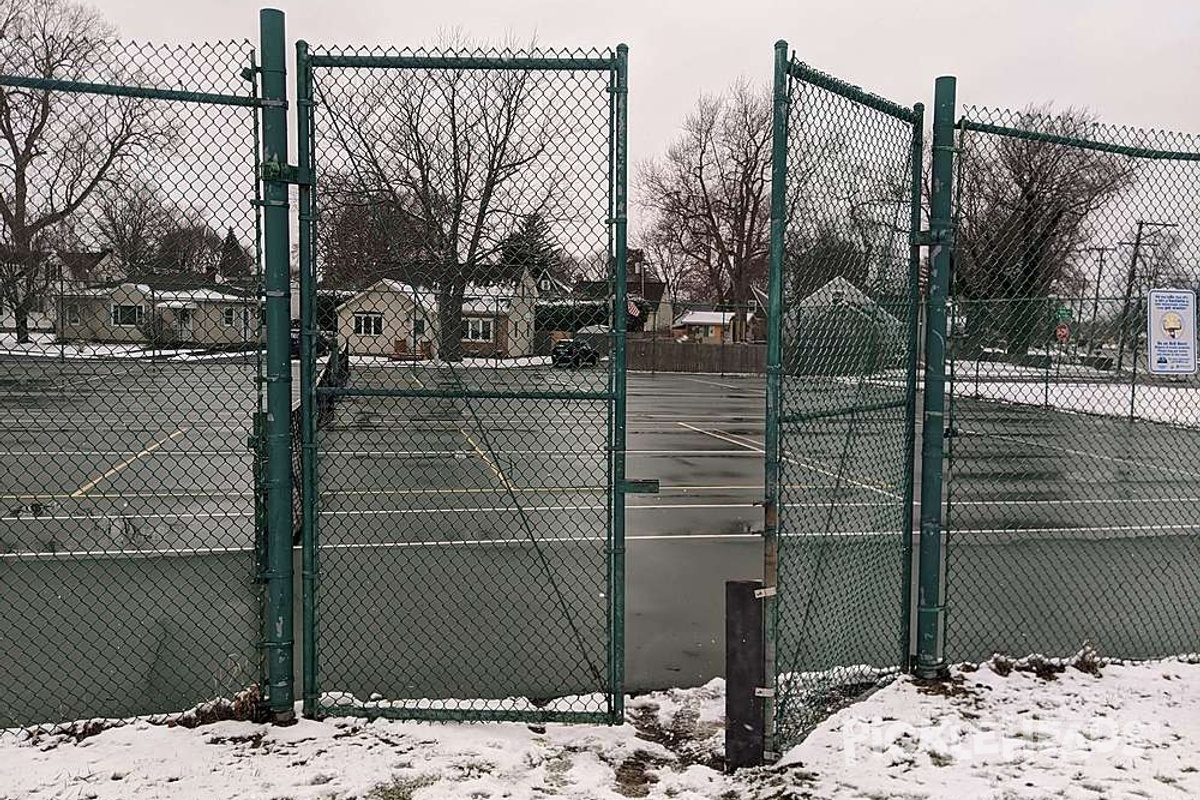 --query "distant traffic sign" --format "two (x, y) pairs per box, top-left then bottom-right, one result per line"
(1055, 323), (1070, 343)
(1055, 306), (1073, 323)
